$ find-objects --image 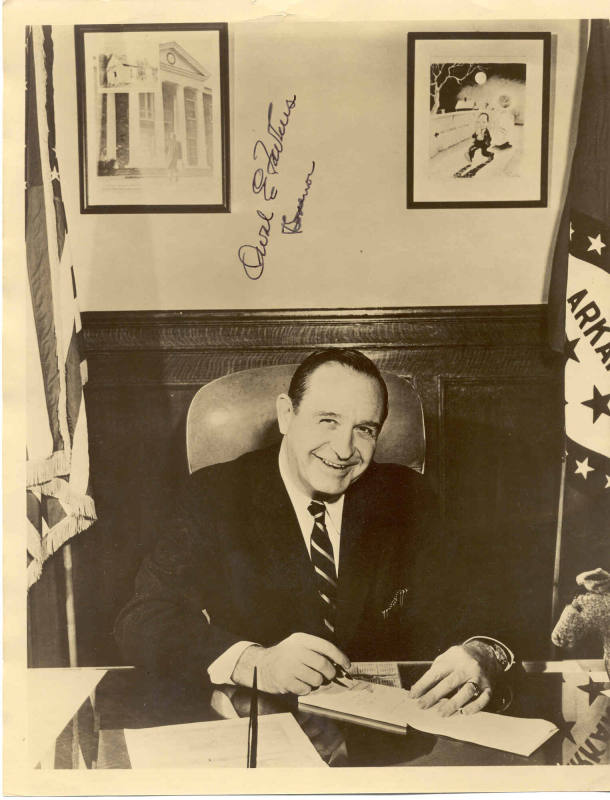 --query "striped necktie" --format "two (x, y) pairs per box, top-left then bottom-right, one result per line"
(307, 500), (337, 638)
